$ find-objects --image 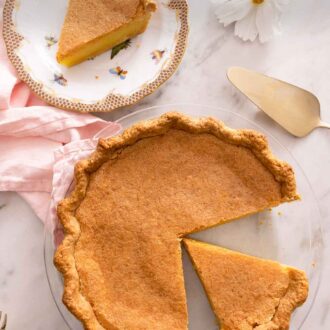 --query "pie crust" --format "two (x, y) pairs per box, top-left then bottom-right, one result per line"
(54, 112), (299, 330)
